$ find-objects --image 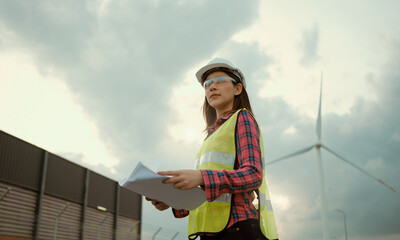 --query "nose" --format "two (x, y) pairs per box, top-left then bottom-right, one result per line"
(208, 80), (217, 90)
(206, 85), (217, 93)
